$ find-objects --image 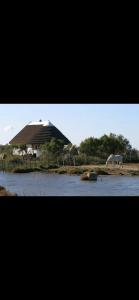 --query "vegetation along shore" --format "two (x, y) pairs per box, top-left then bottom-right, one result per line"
(45, 164), (139, 176)
(1, 132), (139, 196)
(1, 163), (139, 176)
(1, 133), (139, 176)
